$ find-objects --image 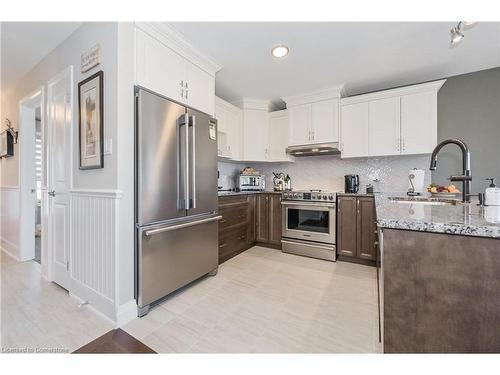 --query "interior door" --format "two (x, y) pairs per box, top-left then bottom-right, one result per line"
(47, 68), (72, 290)
(186, 108), (218, 216)
(137, 89), (188, 225)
